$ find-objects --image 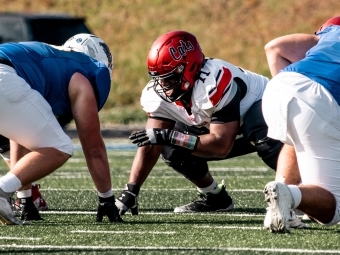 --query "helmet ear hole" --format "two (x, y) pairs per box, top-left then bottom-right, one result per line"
(189, 62), (197, 72)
